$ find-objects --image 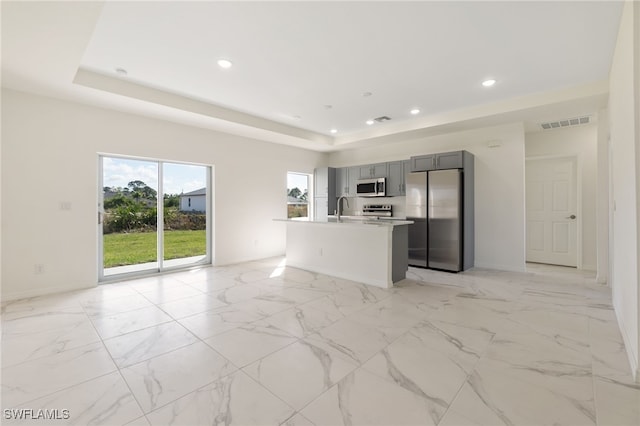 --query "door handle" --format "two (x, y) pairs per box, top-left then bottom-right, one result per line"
(566, 214), (576, 219)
